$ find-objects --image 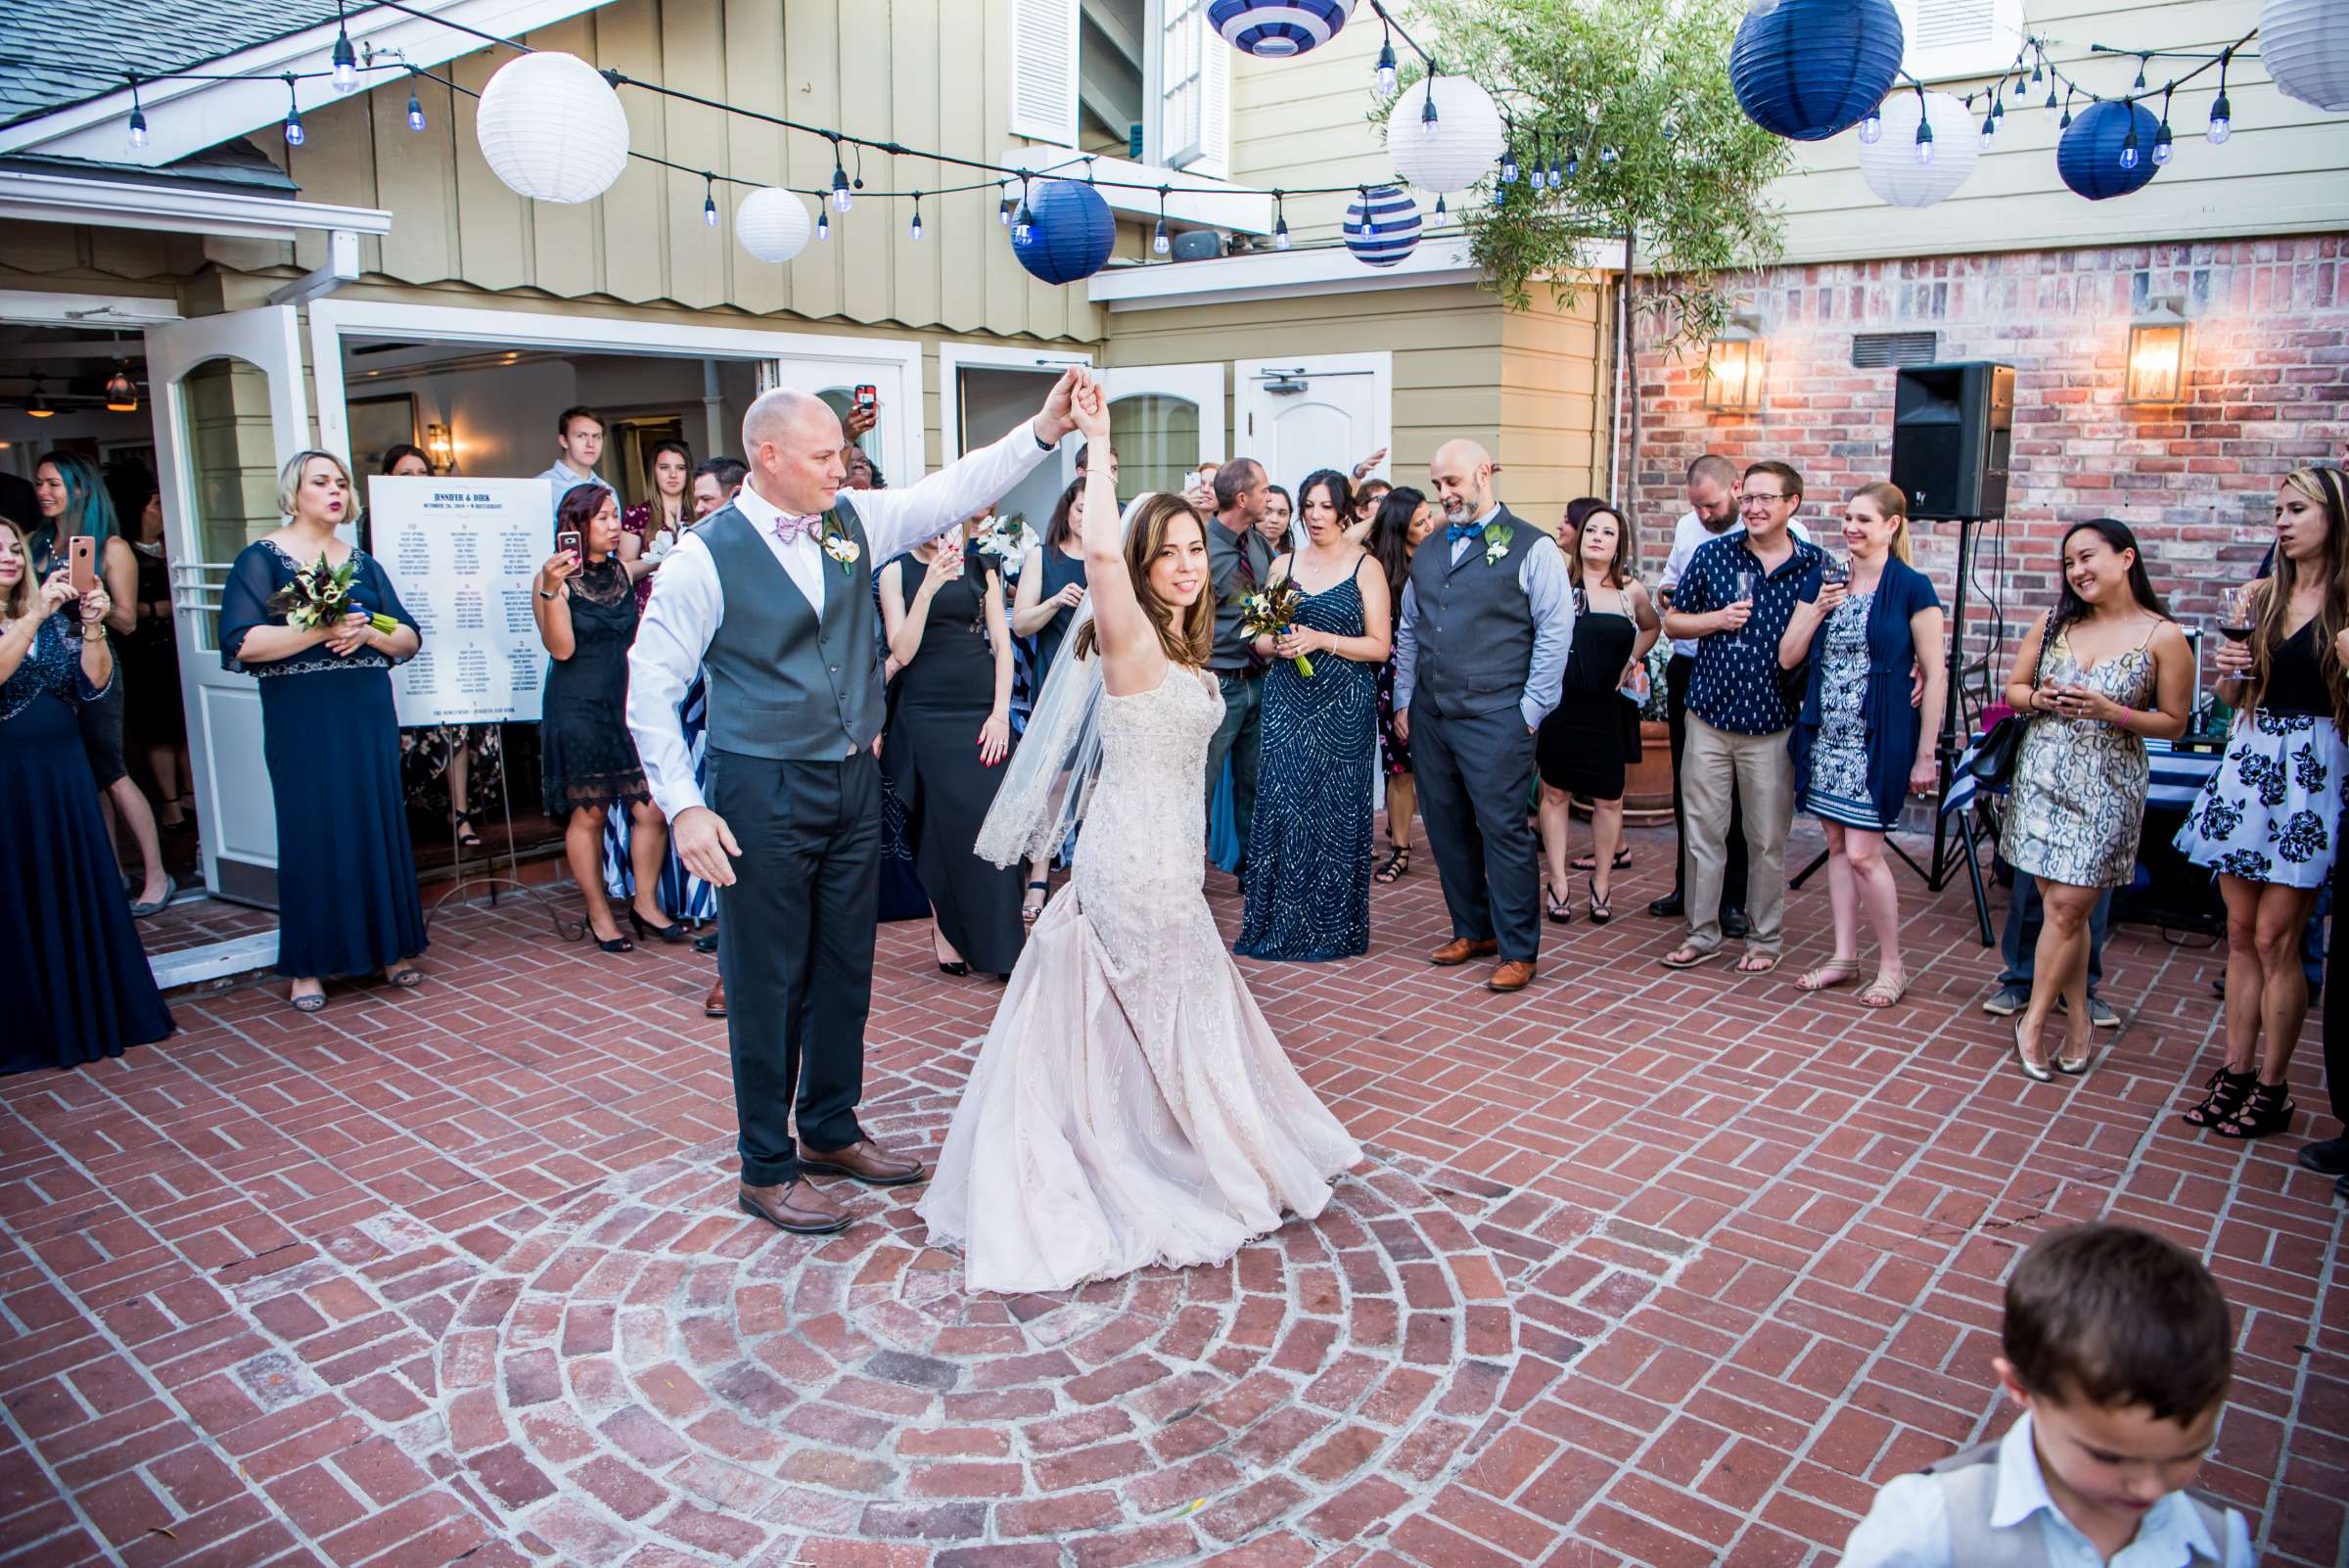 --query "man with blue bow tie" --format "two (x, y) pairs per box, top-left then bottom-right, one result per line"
(628, 371), (1082, 1237)
(1391, 438), (1576, 993)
